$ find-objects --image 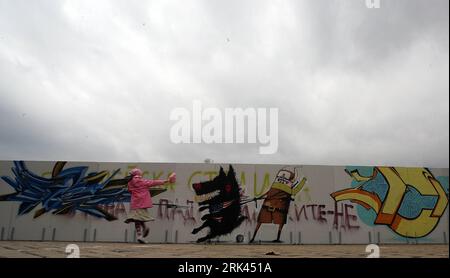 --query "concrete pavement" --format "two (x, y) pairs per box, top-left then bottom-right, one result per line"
(0, 241), (448, 258)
